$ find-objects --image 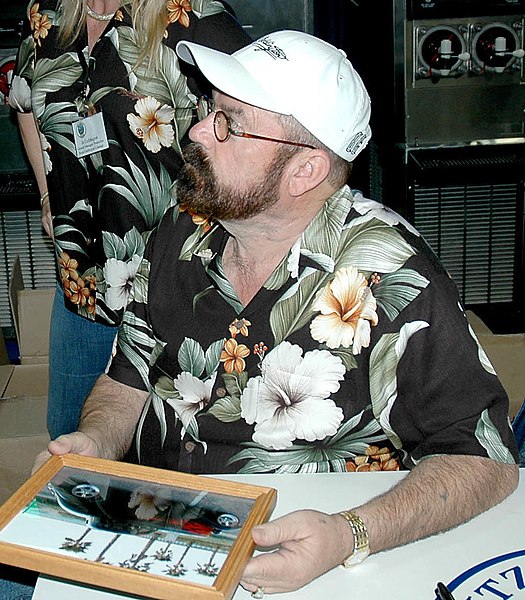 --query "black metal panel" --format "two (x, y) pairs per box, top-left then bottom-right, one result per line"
(407, 145), (524, 332)
(409, 0), (525, 20)
(223, 0), (314, 40)
(0, 1), (34, 193)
